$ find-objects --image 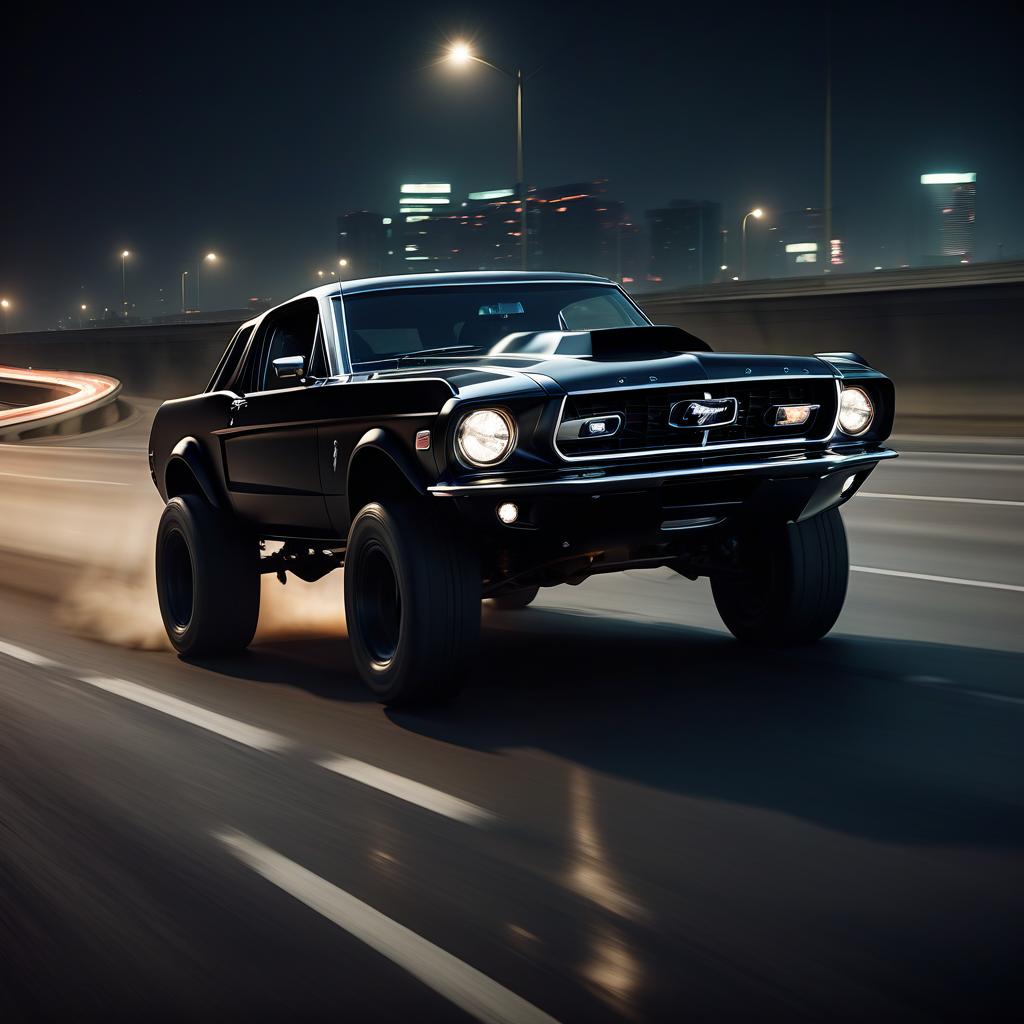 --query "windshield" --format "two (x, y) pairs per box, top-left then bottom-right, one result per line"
(341, 283), (648, 365)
